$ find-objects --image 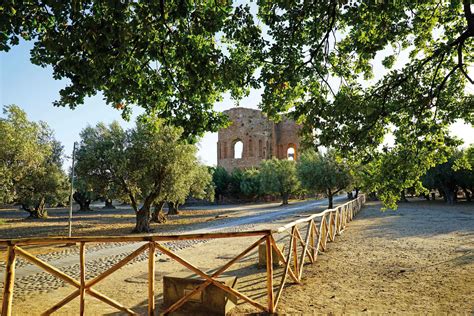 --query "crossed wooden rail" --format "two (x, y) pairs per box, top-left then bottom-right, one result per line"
(0, 195), (365, 315)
